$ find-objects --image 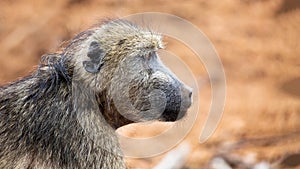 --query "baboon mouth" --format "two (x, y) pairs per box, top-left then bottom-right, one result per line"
(158, 97), (192, 122)
(159, 107), (189, 122)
